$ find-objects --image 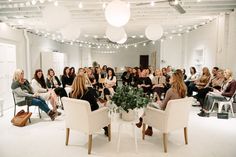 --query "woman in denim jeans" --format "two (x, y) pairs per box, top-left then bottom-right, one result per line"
(11, 69), (57, 121)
